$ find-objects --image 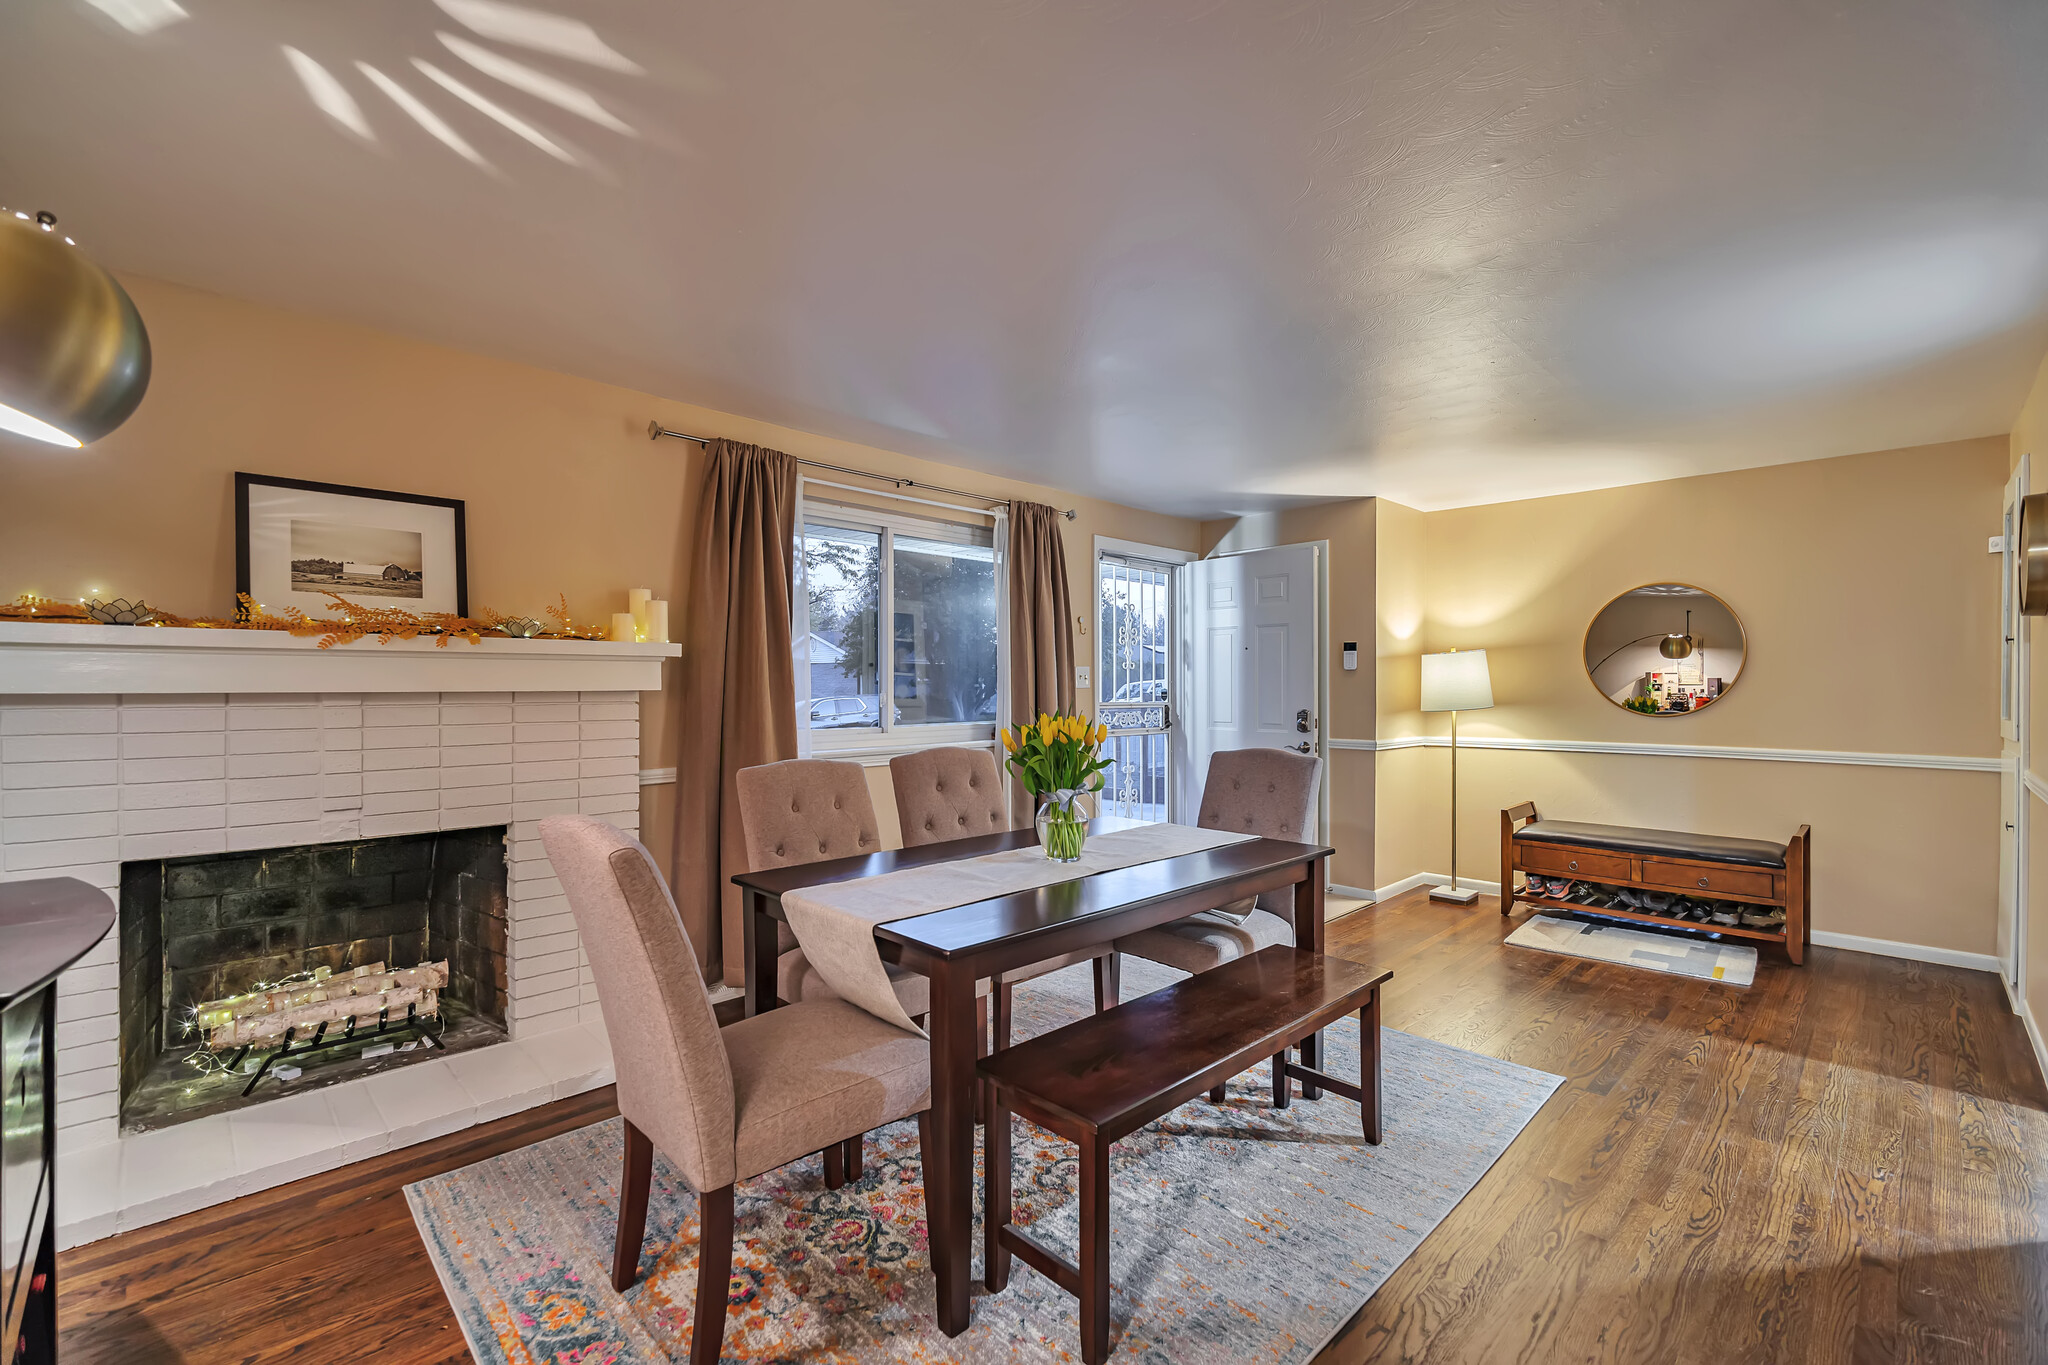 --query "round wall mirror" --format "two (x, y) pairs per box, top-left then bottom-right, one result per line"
(1583, 583), (1745, 715)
